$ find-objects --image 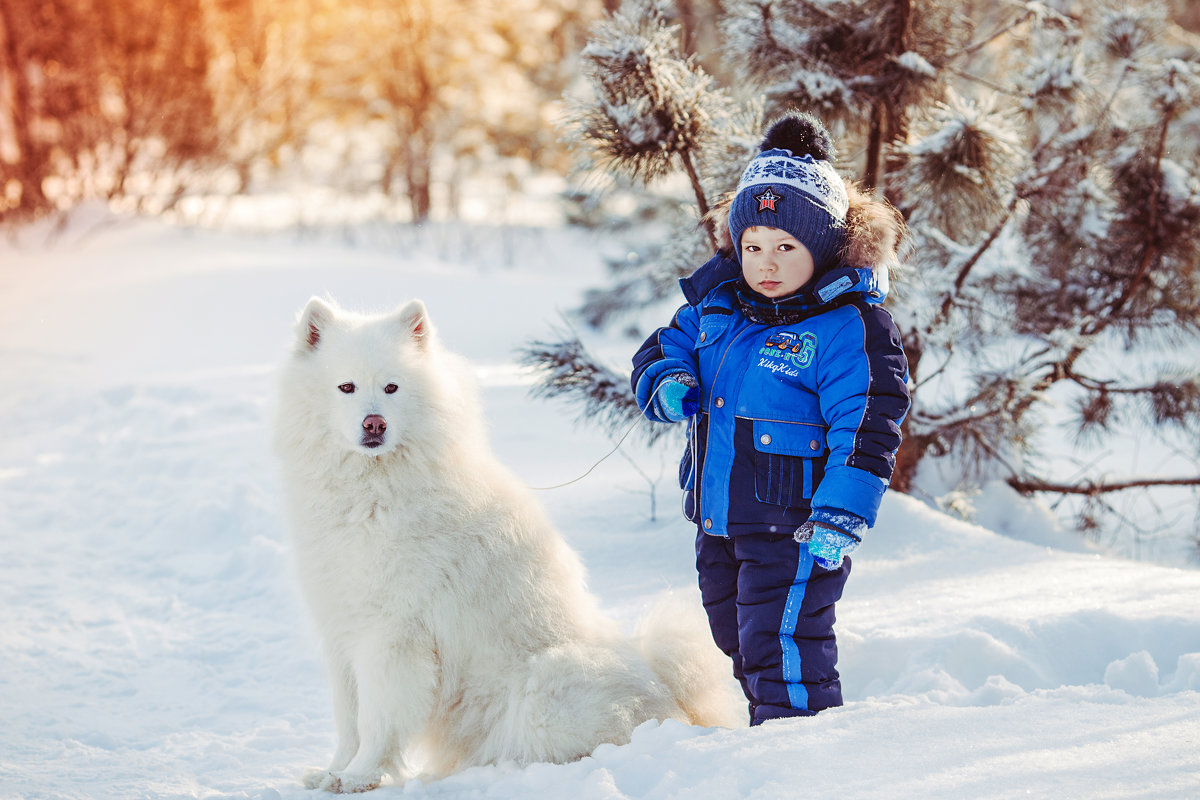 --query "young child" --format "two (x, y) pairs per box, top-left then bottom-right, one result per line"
(631, 112), (910, 725)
